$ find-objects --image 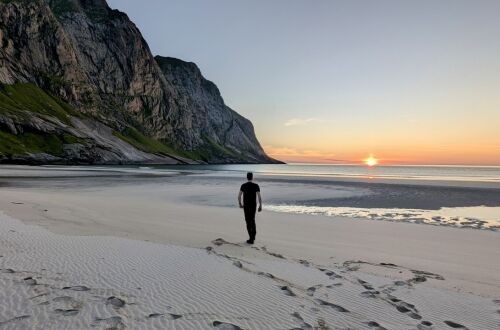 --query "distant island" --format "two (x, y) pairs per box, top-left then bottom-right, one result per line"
(0, 0), (280, 165)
